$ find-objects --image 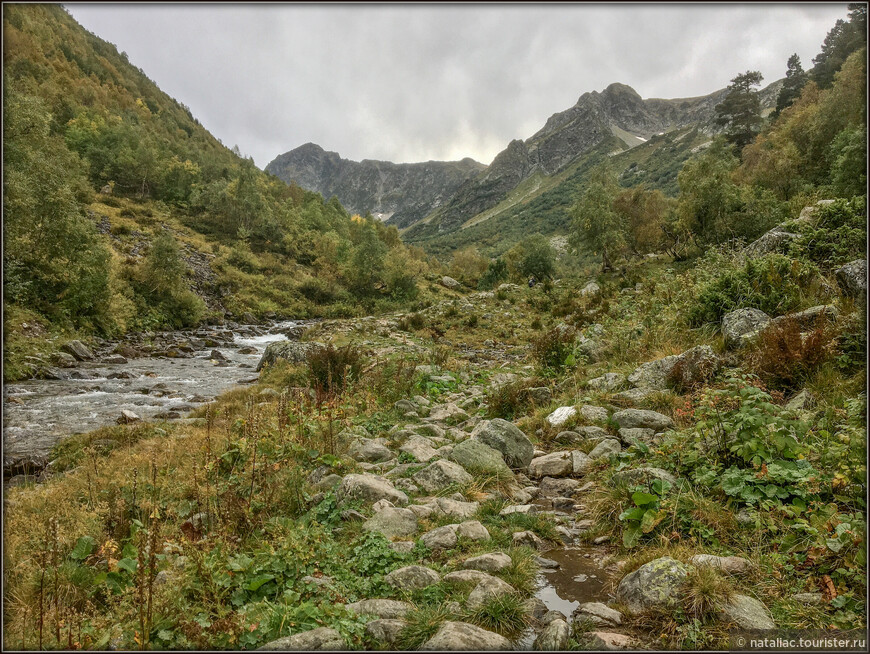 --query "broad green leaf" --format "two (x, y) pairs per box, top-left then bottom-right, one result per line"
(244, 574), (275, 591)
(623, 524), (642, 548)
(117, 558), (137, 573)
(70, 535), (95, 560)
(632, 492), (658, 507)
(619, 507), (646, 522)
